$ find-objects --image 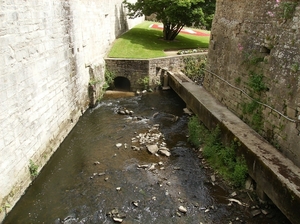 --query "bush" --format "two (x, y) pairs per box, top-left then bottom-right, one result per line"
(188, 117), (248, 188)
(187, 116), (208, 147)
(183, 56), (207, 85)
(104, 68), (115, 89)
(232, 158), (248, 187)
